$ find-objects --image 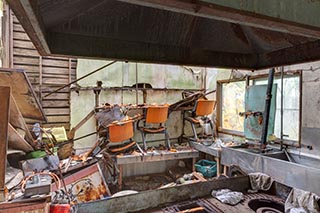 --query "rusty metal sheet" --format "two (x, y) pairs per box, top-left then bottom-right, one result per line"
(77, 176), (250, 213)
(52, 163), (110, 203)
(244, 84), (277, 140)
